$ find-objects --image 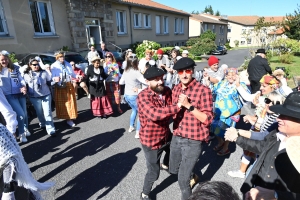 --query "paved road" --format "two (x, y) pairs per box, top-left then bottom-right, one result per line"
(16, 49), (254, 200)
